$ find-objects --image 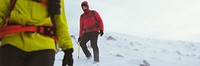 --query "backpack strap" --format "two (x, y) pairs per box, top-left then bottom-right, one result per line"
(91, 11), (100, 28)
(1, 0), (57, 40)
(81, 14), (84, 32)
(81, 10), (100, 32)
(4, 0), (17, 26)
